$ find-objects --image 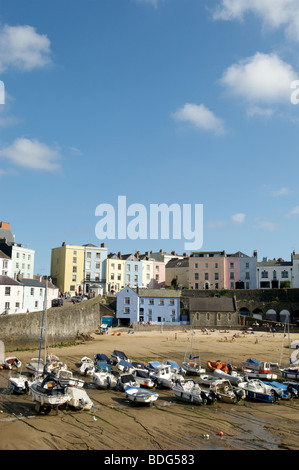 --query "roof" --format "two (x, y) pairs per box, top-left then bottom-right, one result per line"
(189, 297), (236, 312)
(166, 258), (189, 268)
(134, 288), (181, 298)
(0, 275), (22, 286)
(21, 279), (58, 289)
(0, 250), (10, 259)
(257, 261), (292, 267)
